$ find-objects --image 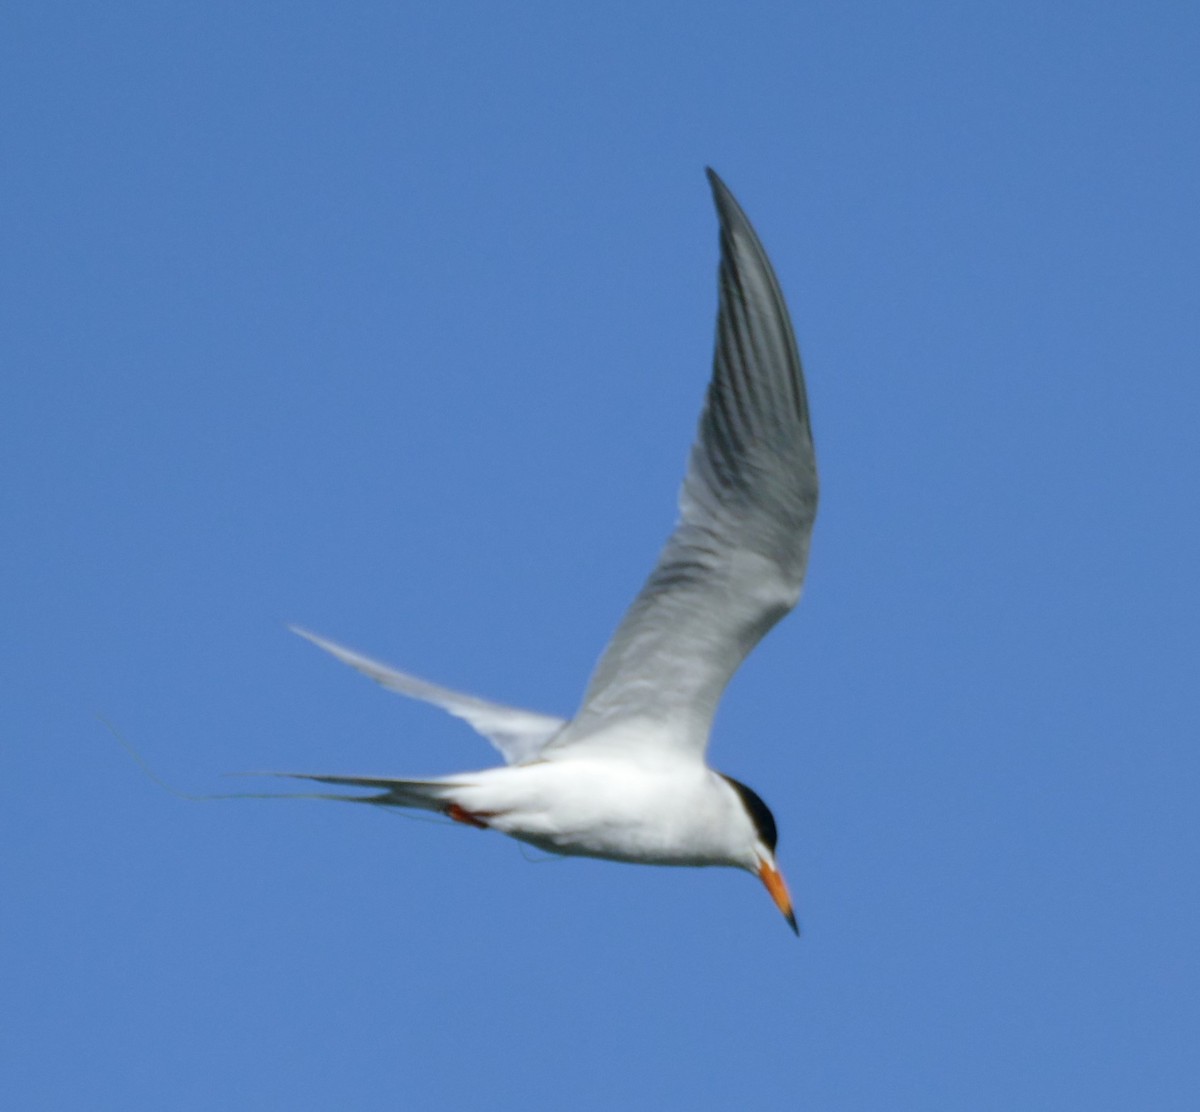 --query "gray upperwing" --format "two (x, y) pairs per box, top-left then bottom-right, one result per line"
(558, 169), (818, 753)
